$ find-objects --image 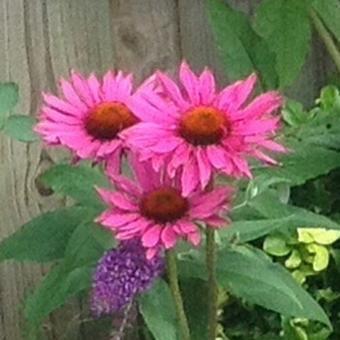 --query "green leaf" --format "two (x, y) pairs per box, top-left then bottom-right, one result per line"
(312, 0), (340, 43)
(25, 263), (92, 338)
(306, 244), (329, 271)
(224, 192), (340, 243)
(317, 85), (340, 111)
(216, 245), (331, 327)
(0, 82), (19, 127)
(182, 279), (208, 340)
(298, 228), (340, 245)
(63, 221), (113, 269)
(208, 0), (277, 89)
(254, 0), (311, 88)
(40, 163), (109, 208)
(0, 207), (94, 262)
(139, 279), (179, 340)
(254, 140), (340, 187)
(285, 249), (302, 269)
(263, 235), (291, 256)
(3, 115), (38, 142)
